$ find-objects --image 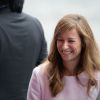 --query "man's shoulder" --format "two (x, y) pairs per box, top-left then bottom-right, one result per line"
(23, 13), (40, 23)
